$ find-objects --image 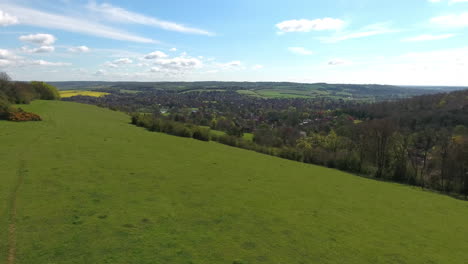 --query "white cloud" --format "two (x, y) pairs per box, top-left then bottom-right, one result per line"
(19, 33), (56, 45)
(144, 51), (168, 59)
(31, 60), (71, 66)
(204, 70), (219, 74)
(103, 58), (133, 68)
(94, 70), (106, 76)
(288, 47), (313, 55)
(402, 33), (455, 42)
(155, 56), (203, 71)
(0, 59), (11, 67)
(328, 58), (351, 65)
(431, 12), (468, 28)
(0, 4), (156, 43)
(219, 60), (242, 68)
(252, 64), (264, 70)
(320, 23), (396, 43)
(0, 49), (71, 69)
(68, 46), (90, 53)
(0, 49), (13, 59)
(150, 67), (160, 72)
(87, 2), (214, 36)
(170, 48), (177, 52)
(104, 62), (118, 68)
(0, 49), (20, 67)
(276, 18), (345, 33)
(95, 69), (105, 75)
(113, 58), (133, 64)
(22, 45), (55, 53)
(0, 9), (18, 26)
